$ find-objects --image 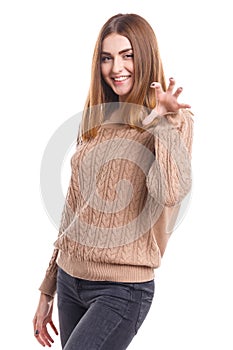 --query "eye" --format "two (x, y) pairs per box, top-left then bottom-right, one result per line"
(123, 53), (134, 59)
(101, 56), (112, 63)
